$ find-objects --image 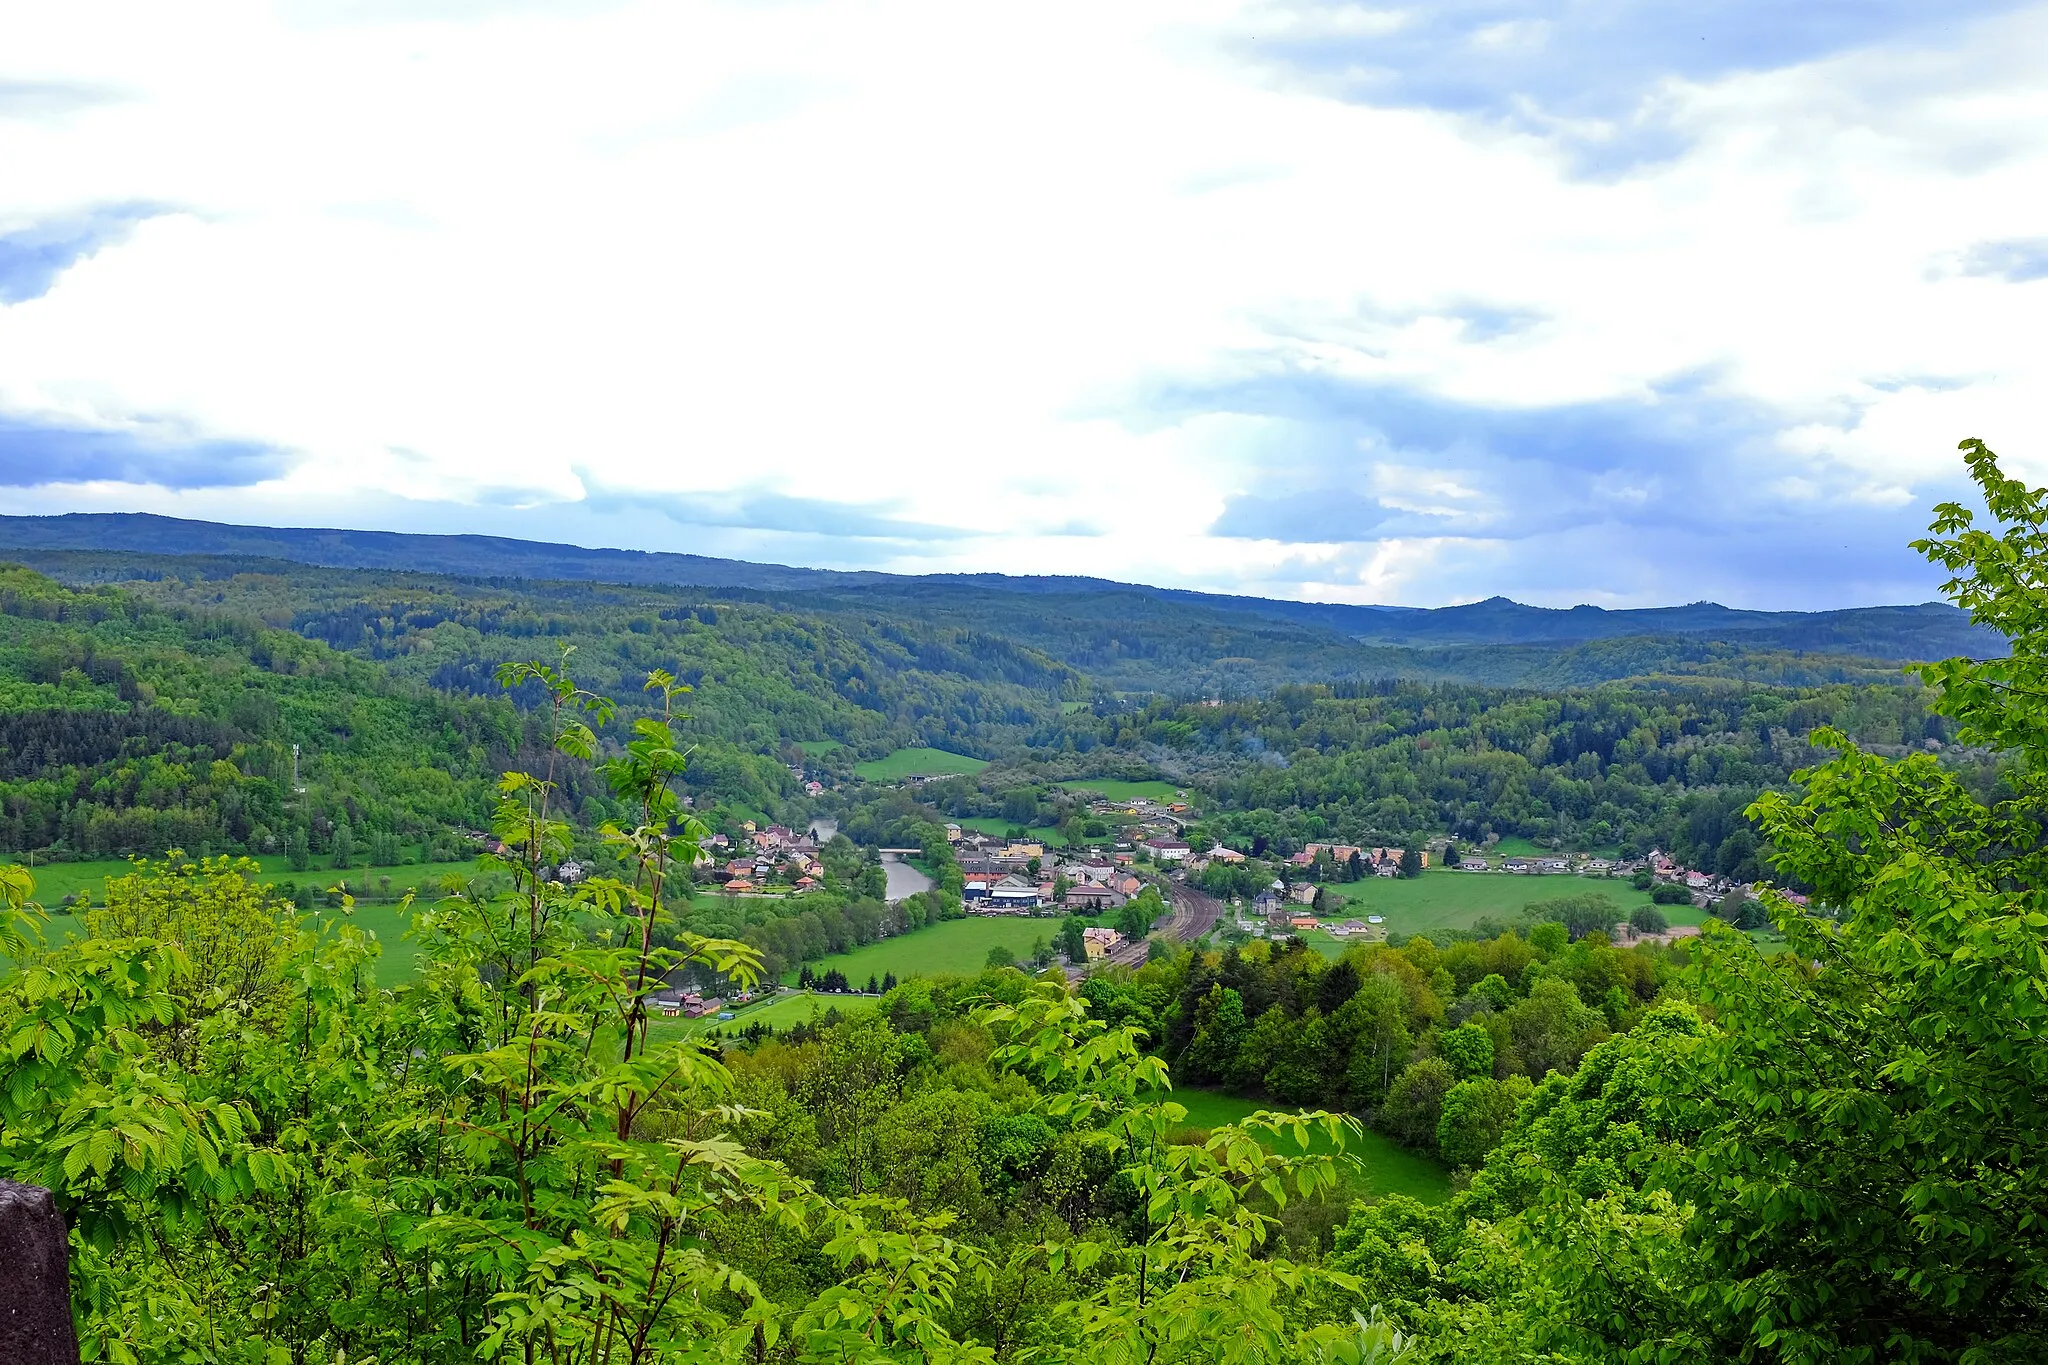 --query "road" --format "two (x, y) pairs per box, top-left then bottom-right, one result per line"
(1074, 879), (1220, 976)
